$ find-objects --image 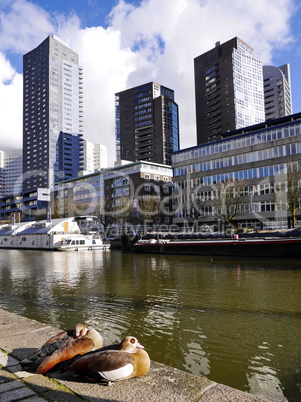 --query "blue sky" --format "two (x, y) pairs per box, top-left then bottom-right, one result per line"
(0, 0), (300, 164)
(38, 0), (119, 28)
